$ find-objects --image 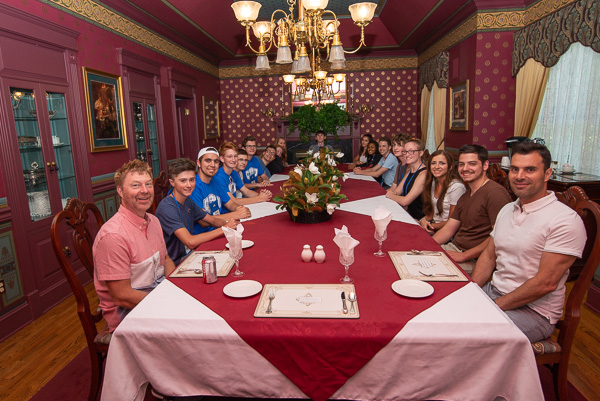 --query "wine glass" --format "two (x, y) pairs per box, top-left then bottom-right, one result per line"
(230, 246), (244, 277)
(339, 250), (355, 283)
(374, 229), (387, 257)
